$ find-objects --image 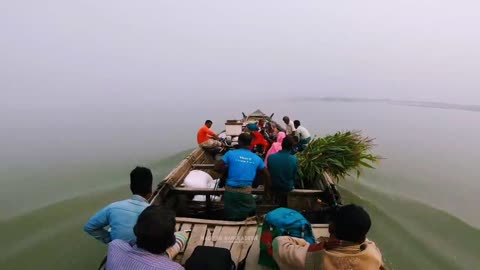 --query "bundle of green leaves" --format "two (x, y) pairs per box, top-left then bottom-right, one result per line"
(296, 131), (380, 188)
